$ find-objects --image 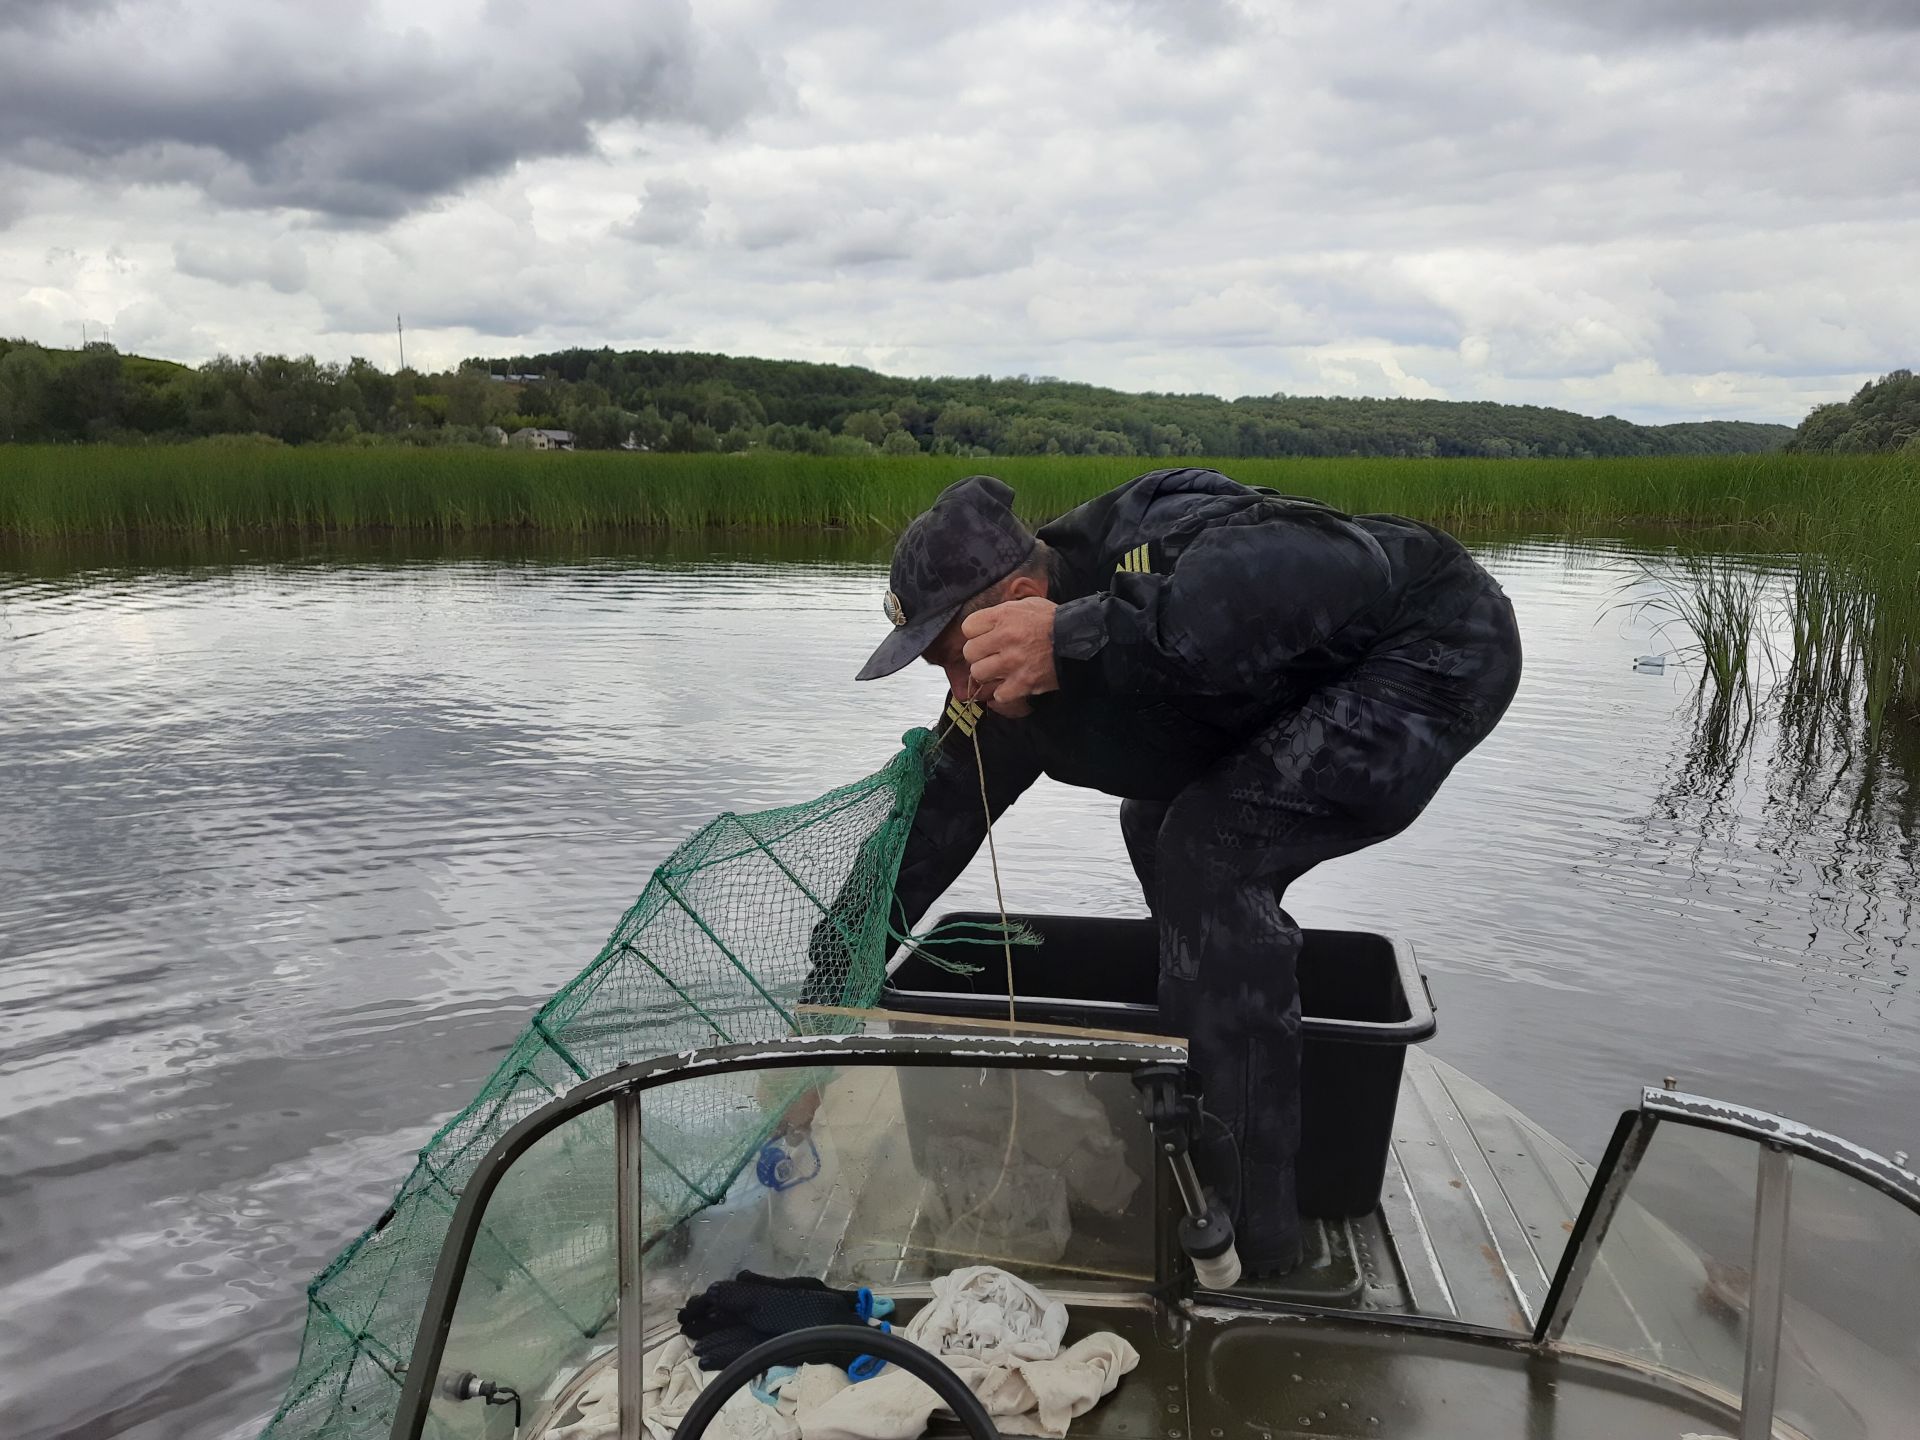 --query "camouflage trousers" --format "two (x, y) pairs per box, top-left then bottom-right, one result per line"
(1120, 585), (1523, 1272)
